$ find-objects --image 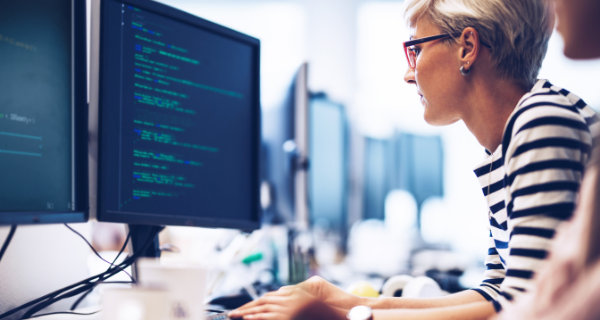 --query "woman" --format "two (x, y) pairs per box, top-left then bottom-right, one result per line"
(496, 0), (600, 318)
(230, 0), (599, 319)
